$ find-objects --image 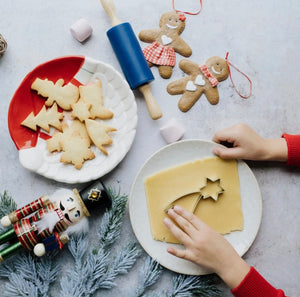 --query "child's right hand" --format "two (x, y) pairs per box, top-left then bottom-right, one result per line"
(212, 123), (288, 162)
(163, 205), (250, 289)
